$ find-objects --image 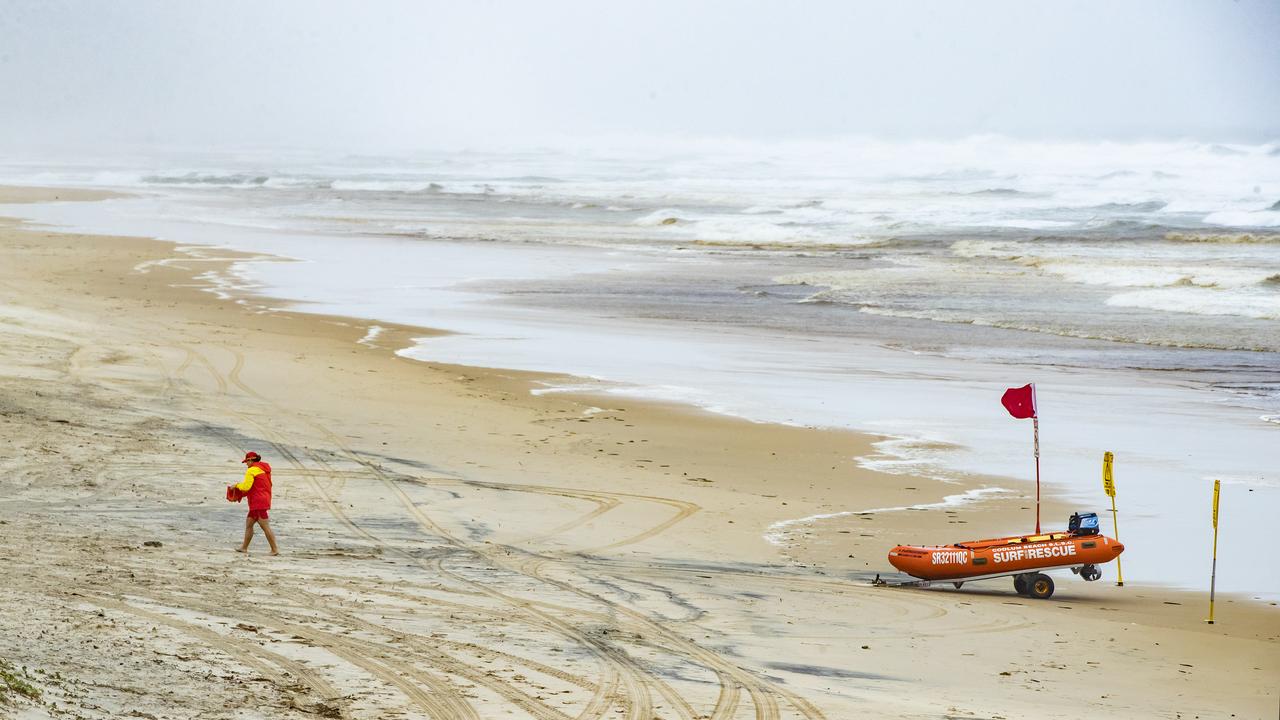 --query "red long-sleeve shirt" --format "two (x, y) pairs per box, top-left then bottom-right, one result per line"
(234, 461), (273, 511)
